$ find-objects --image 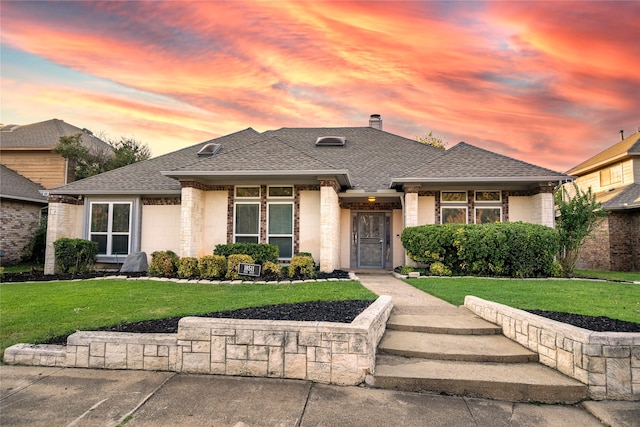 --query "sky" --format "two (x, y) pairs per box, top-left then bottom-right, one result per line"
(1, 1), (639, 173)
